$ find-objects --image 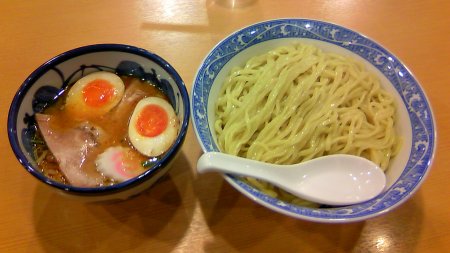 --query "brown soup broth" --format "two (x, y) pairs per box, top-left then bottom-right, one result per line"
(32, 75), (171, 186)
